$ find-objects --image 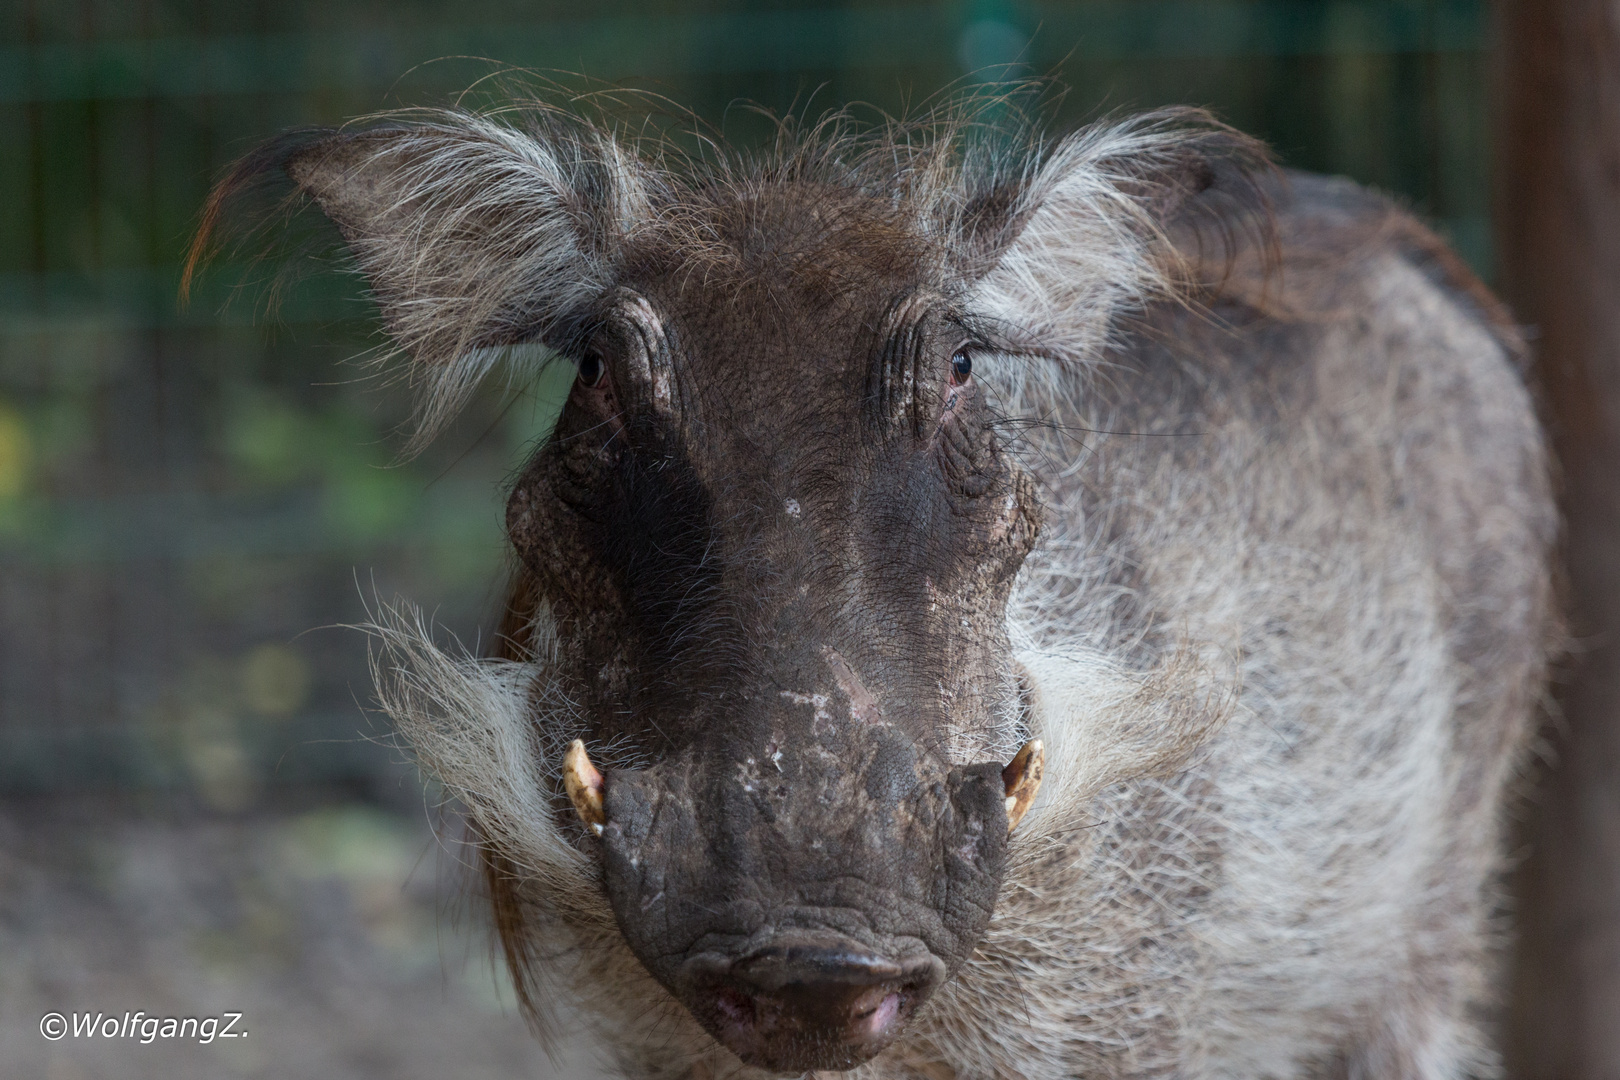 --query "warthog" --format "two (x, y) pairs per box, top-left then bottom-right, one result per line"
(197, 99), (1556, 1078)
